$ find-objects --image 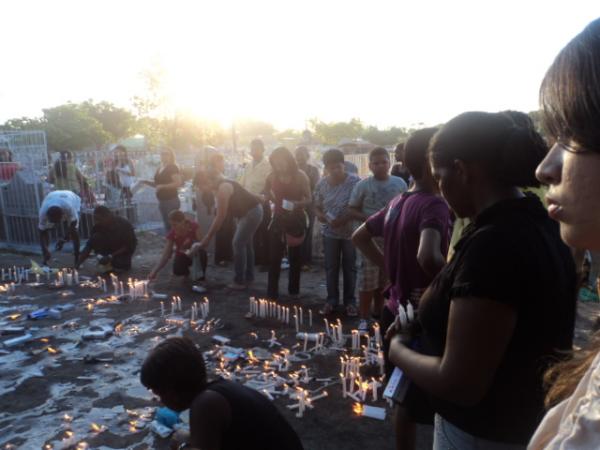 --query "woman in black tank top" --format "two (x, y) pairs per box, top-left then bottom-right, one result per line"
(141, 337), (303, 450)
(195, 166), (263, 290)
